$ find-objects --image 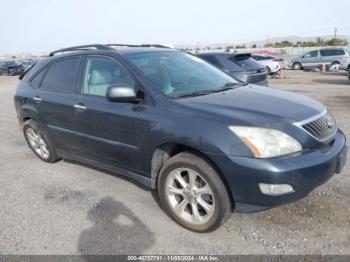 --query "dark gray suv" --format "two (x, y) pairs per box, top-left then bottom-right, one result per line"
(14, 44), (347, 232)
(197, 52), (268, 86)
